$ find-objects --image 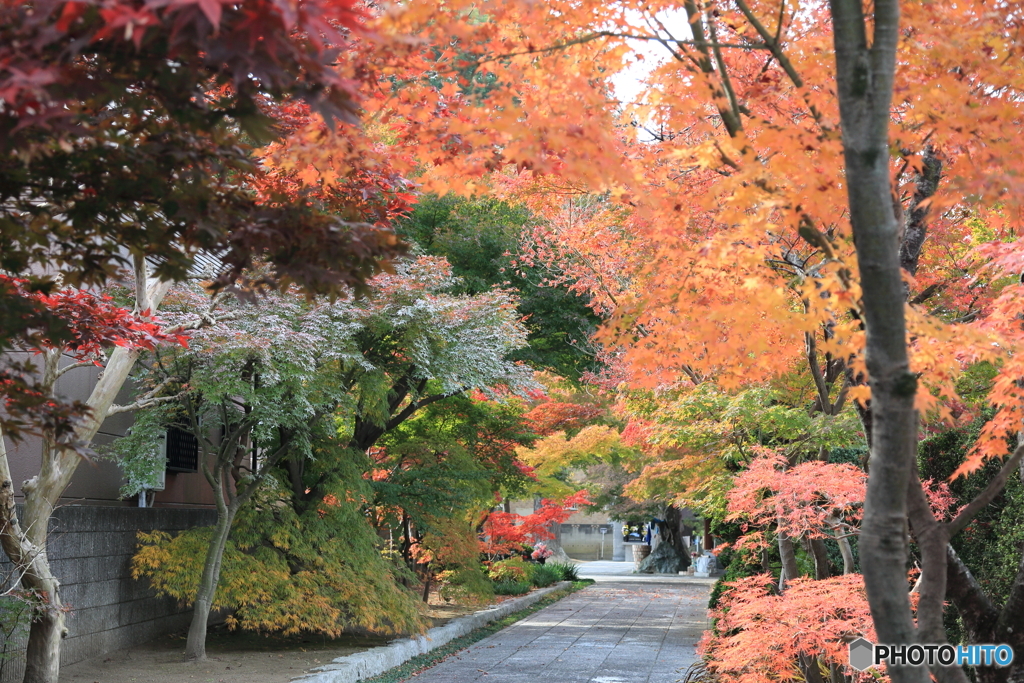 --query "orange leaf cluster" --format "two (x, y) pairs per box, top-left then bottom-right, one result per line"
(702, 574), (878, 683)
